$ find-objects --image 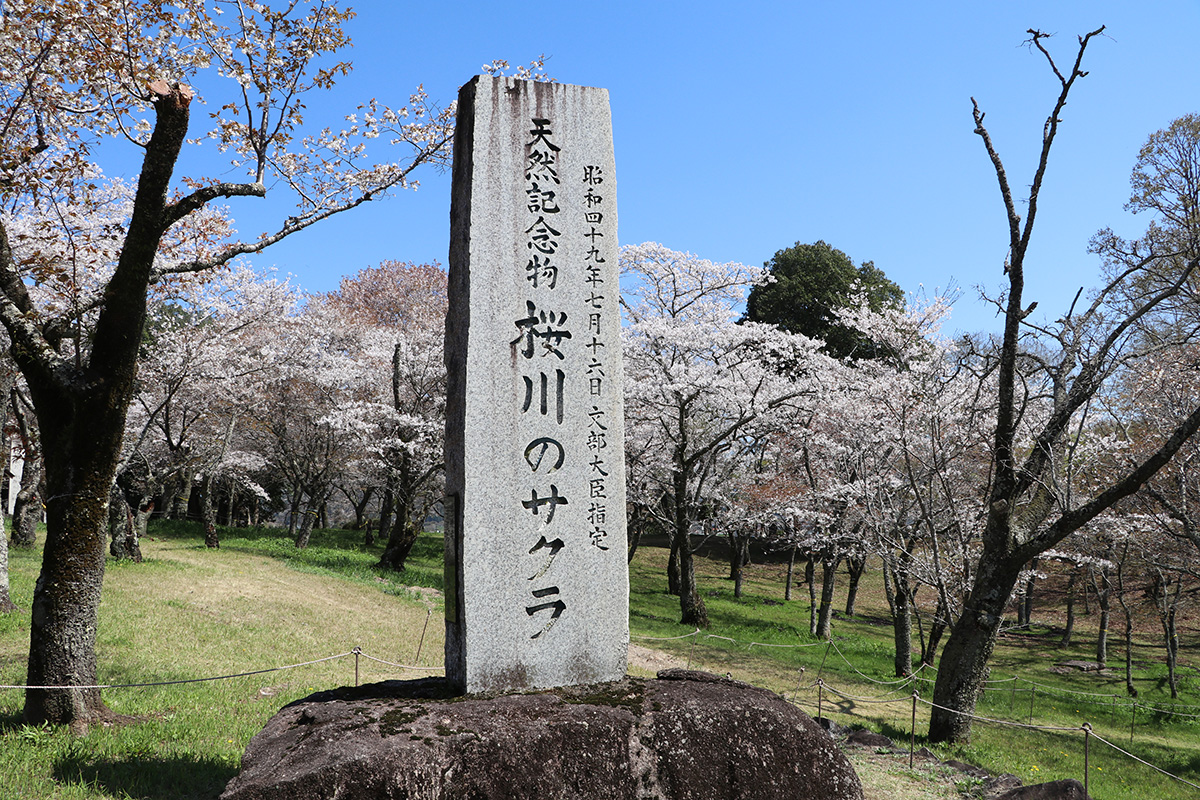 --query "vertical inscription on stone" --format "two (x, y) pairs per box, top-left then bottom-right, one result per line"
(445, 77), (627, 693)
